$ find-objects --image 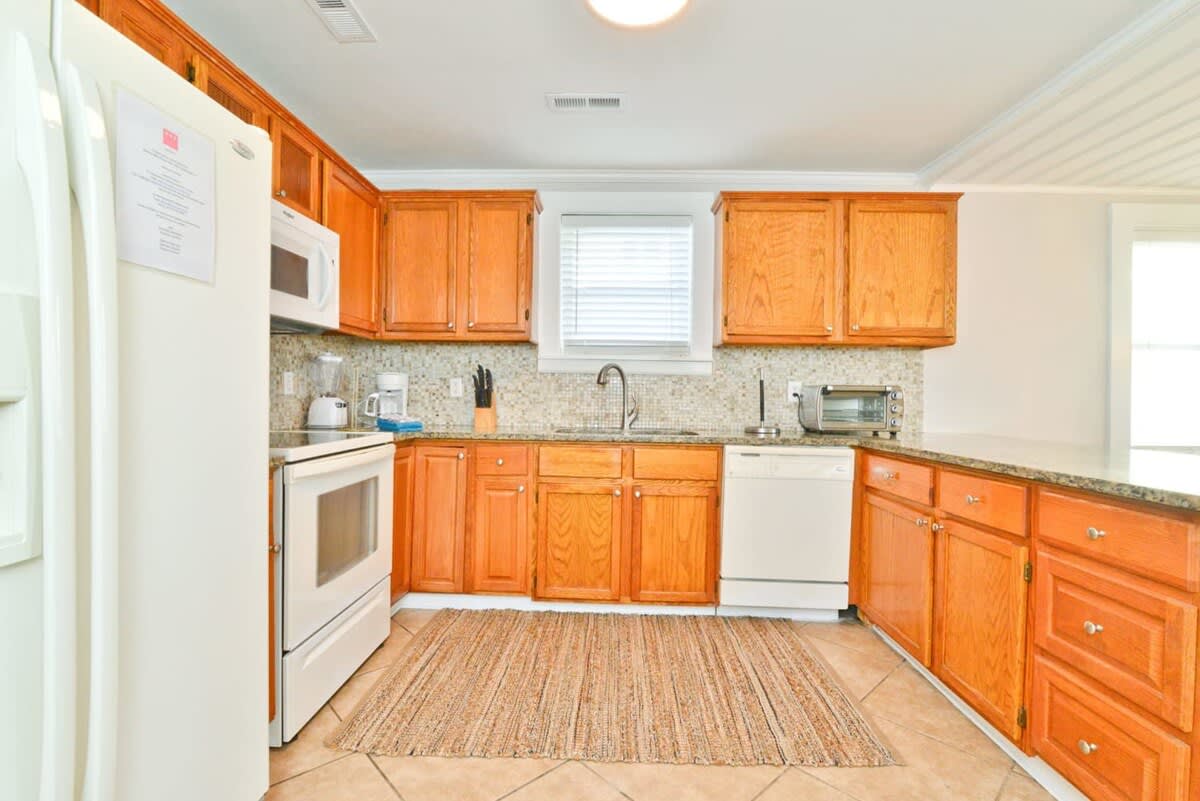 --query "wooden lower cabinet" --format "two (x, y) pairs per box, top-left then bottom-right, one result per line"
(469, 476), (530, 594)
(410, 445), (467, 592)
(390, 446), (413, 602)
(630, 483), (719, 604)
(860, 490), (934, 665)
(933, 520), (1029, 743)
(535, 482), (623, 601)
